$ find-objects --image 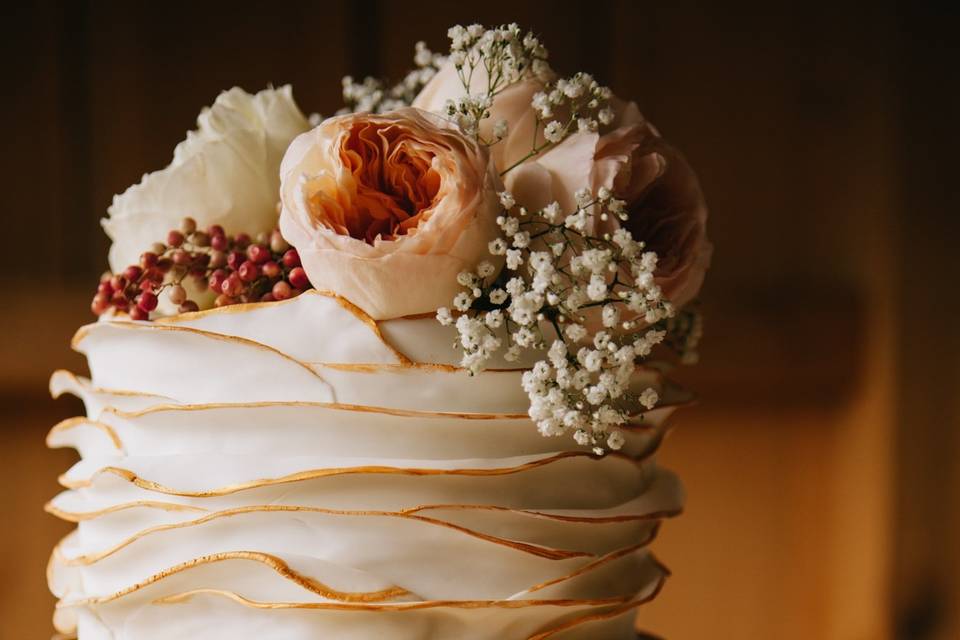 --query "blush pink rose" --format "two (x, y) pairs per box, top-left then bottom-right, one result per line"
(414, 61), (710, 308)
(278, 107), (502, 319)
(507, 101), (712, 309)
